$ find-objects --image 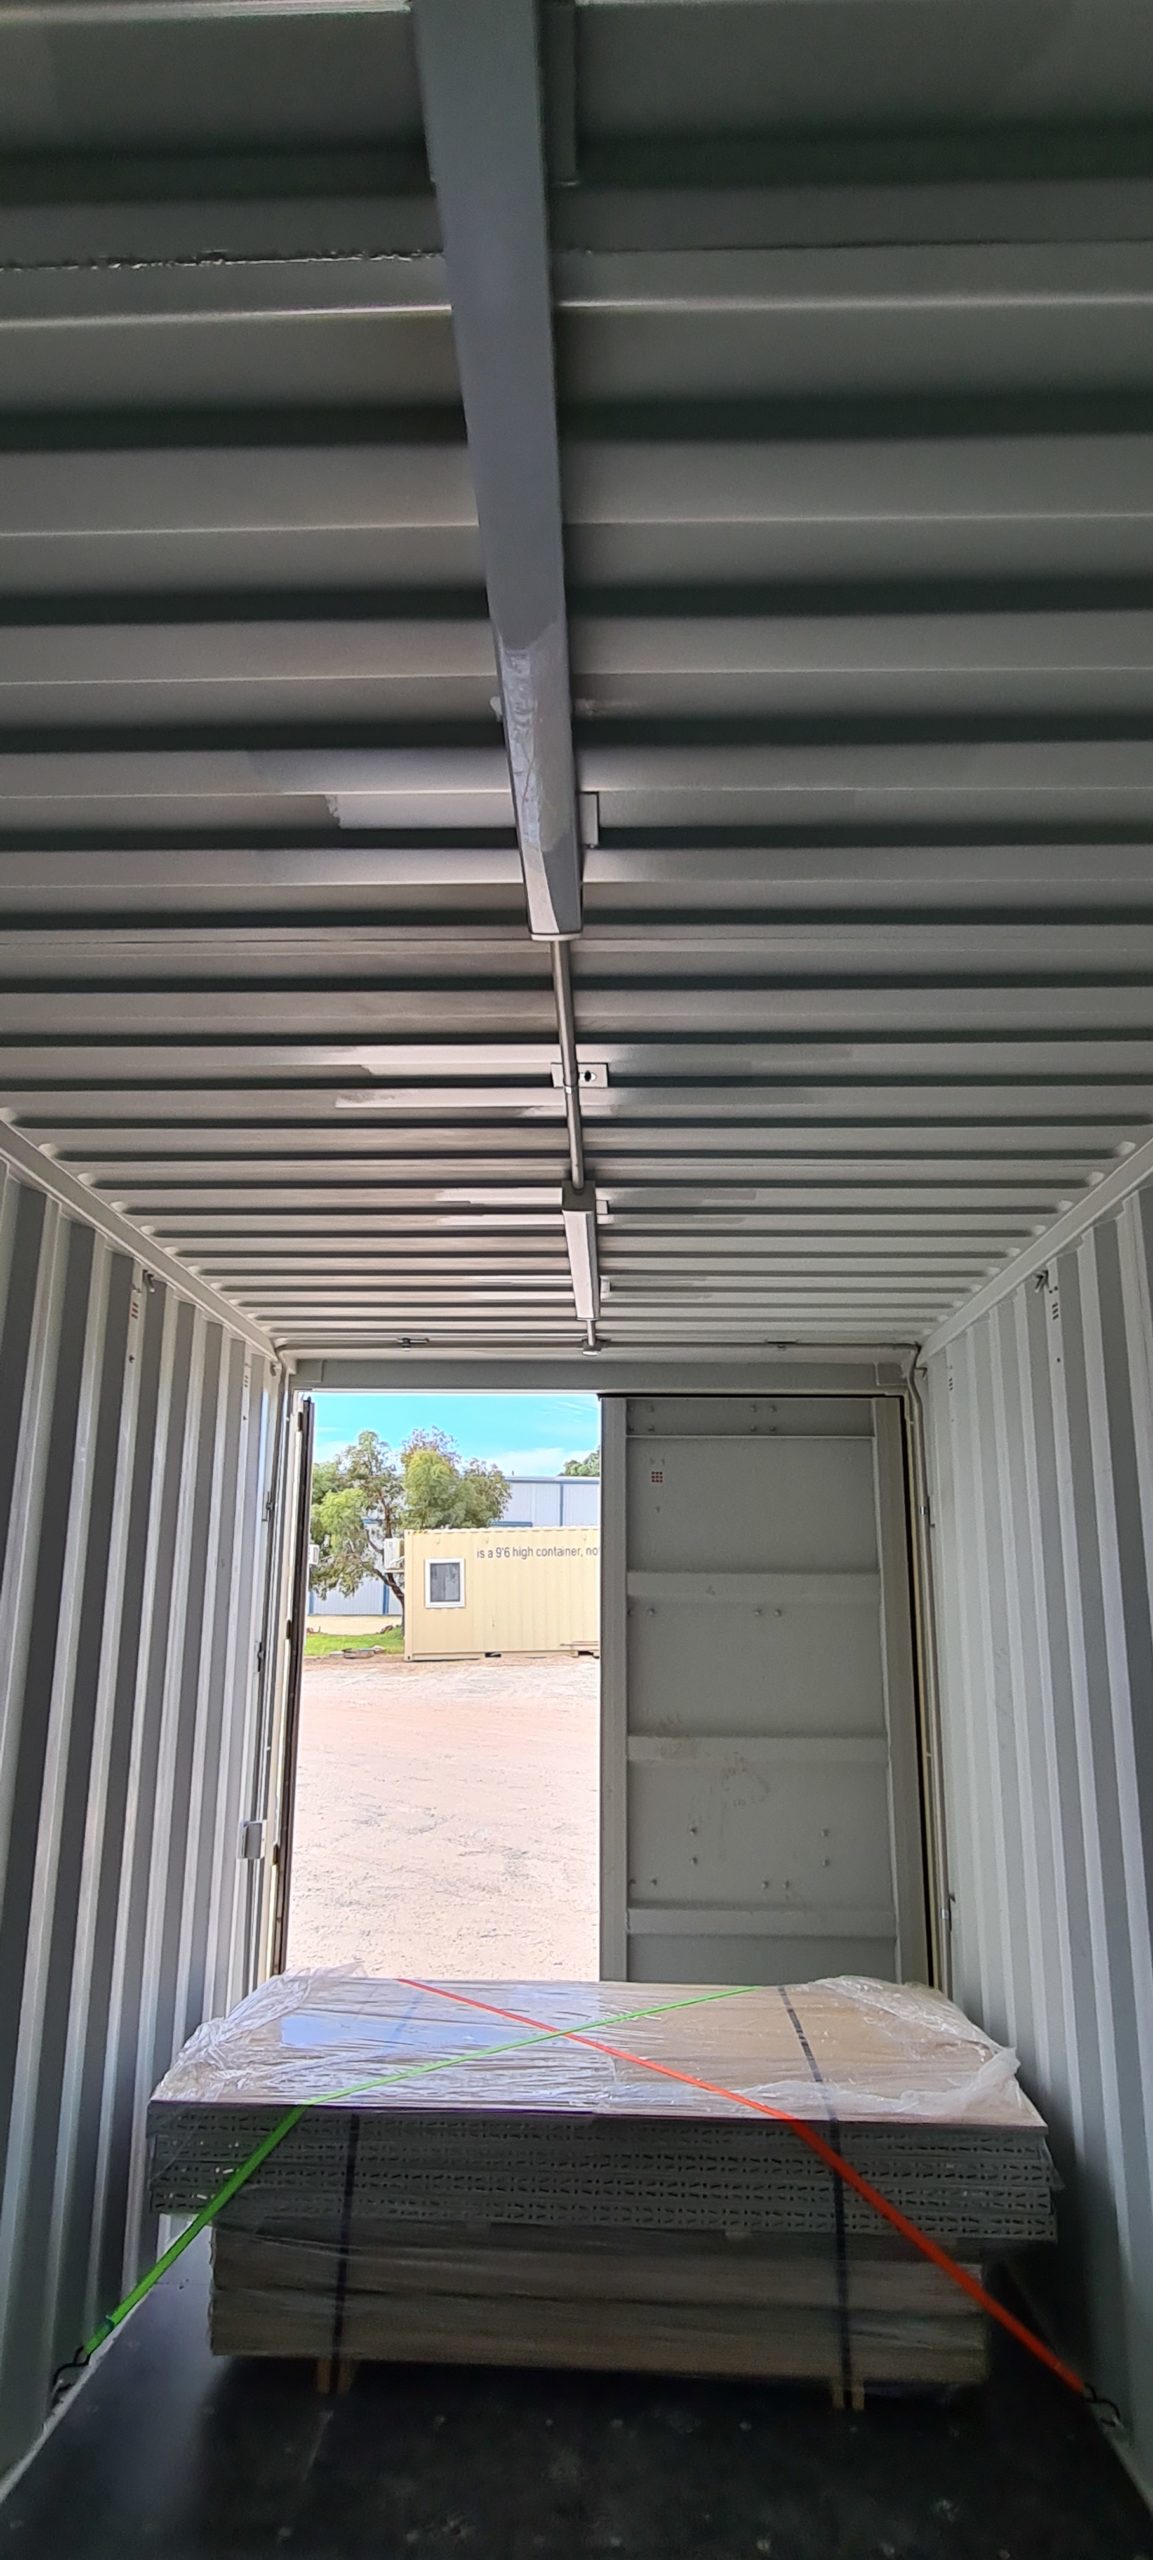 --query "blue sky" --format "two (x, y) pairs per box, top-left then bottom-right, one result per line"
(312, 1391), (600, 1477)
